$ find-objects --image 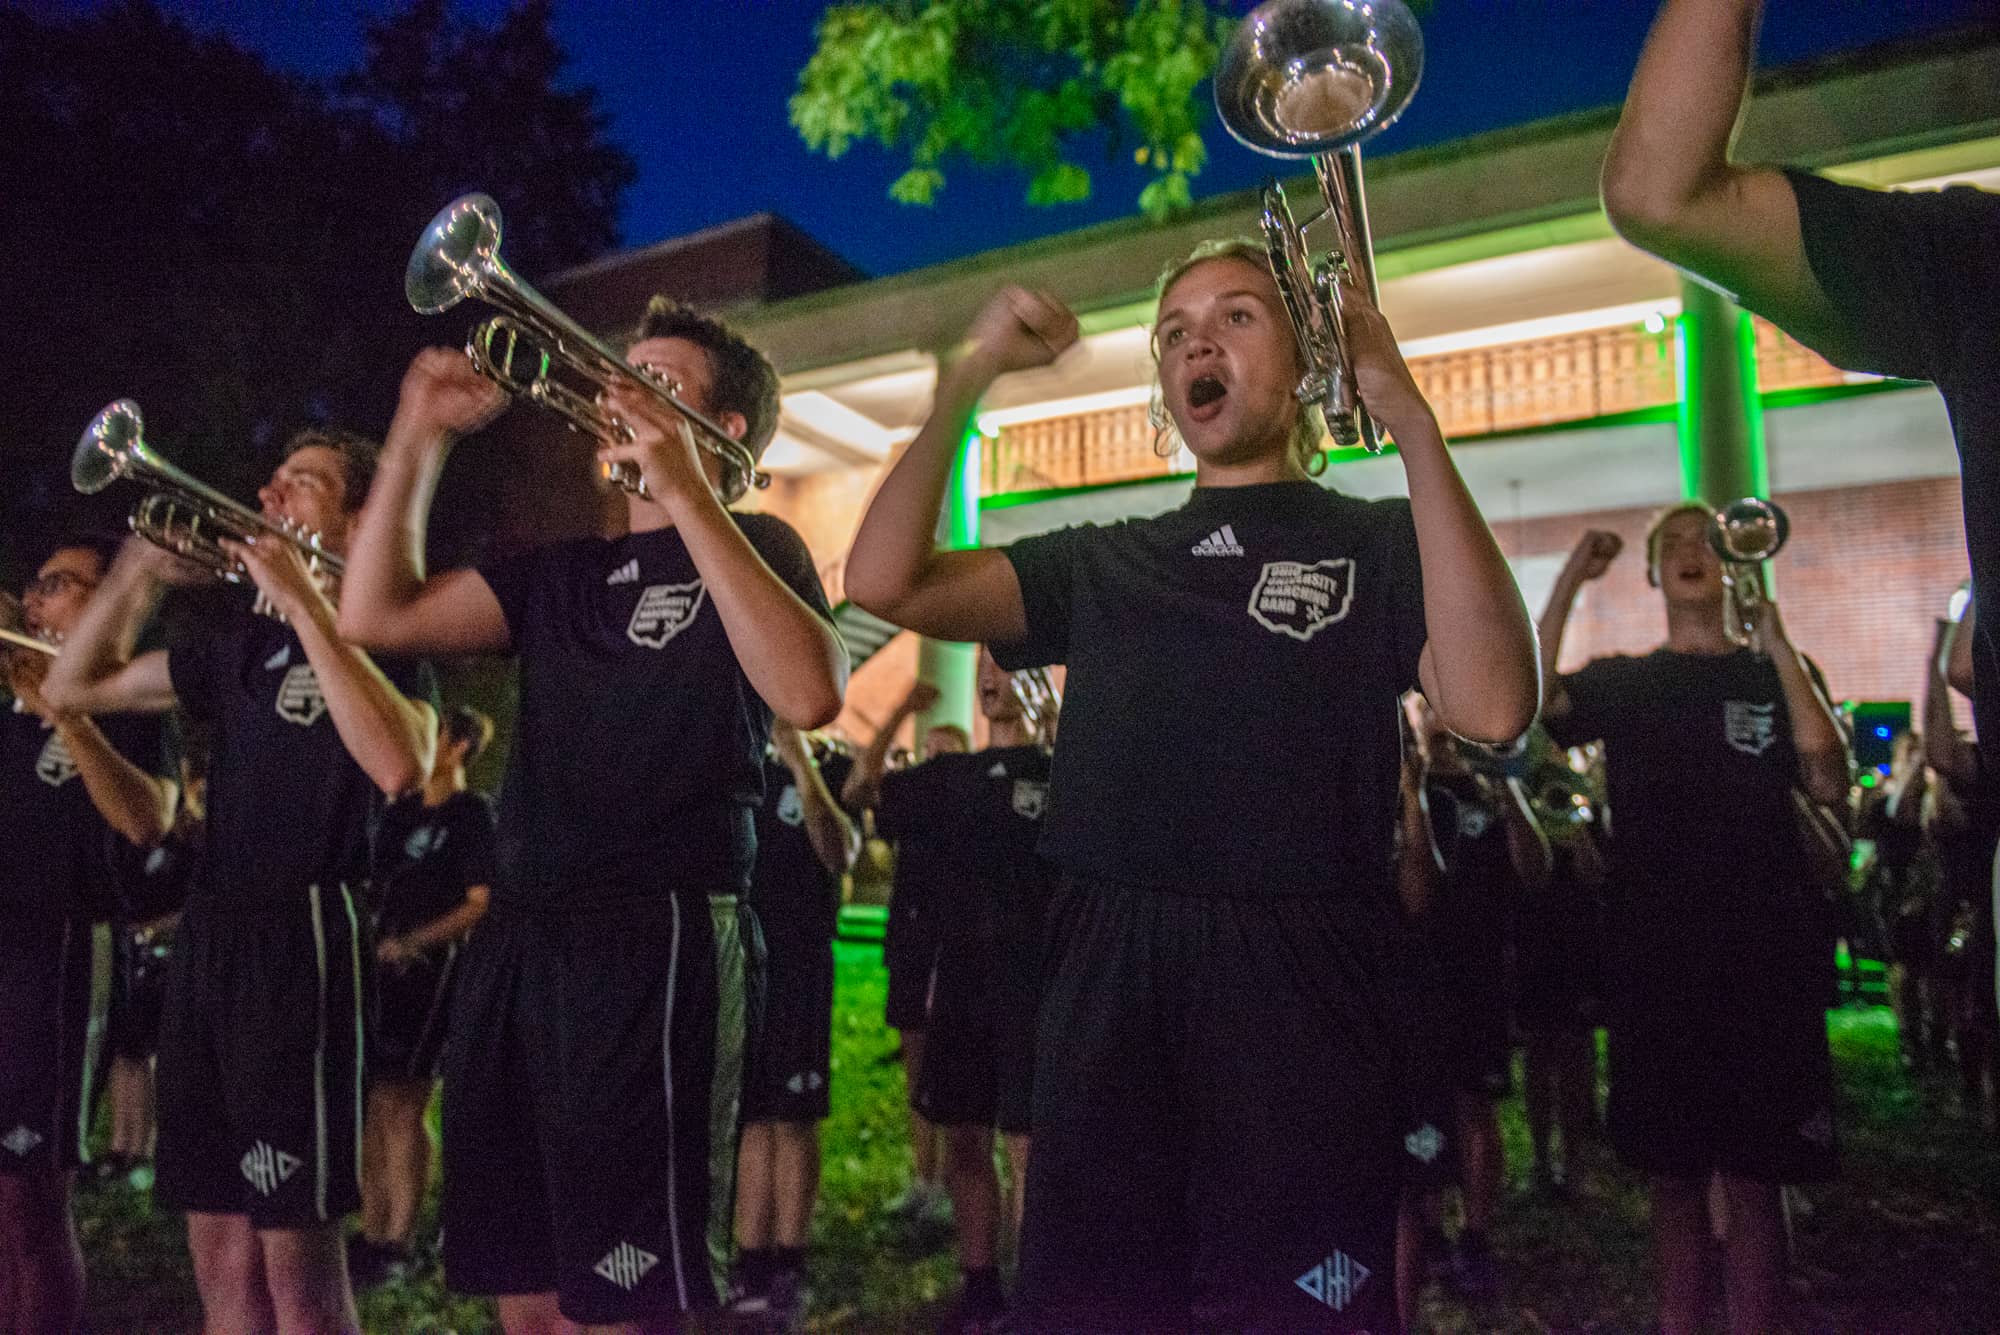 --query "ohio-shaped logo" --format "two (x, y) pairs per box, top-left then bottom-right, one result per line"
(627, 580), (707, 649)
(1248, 558), (1355, 641)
